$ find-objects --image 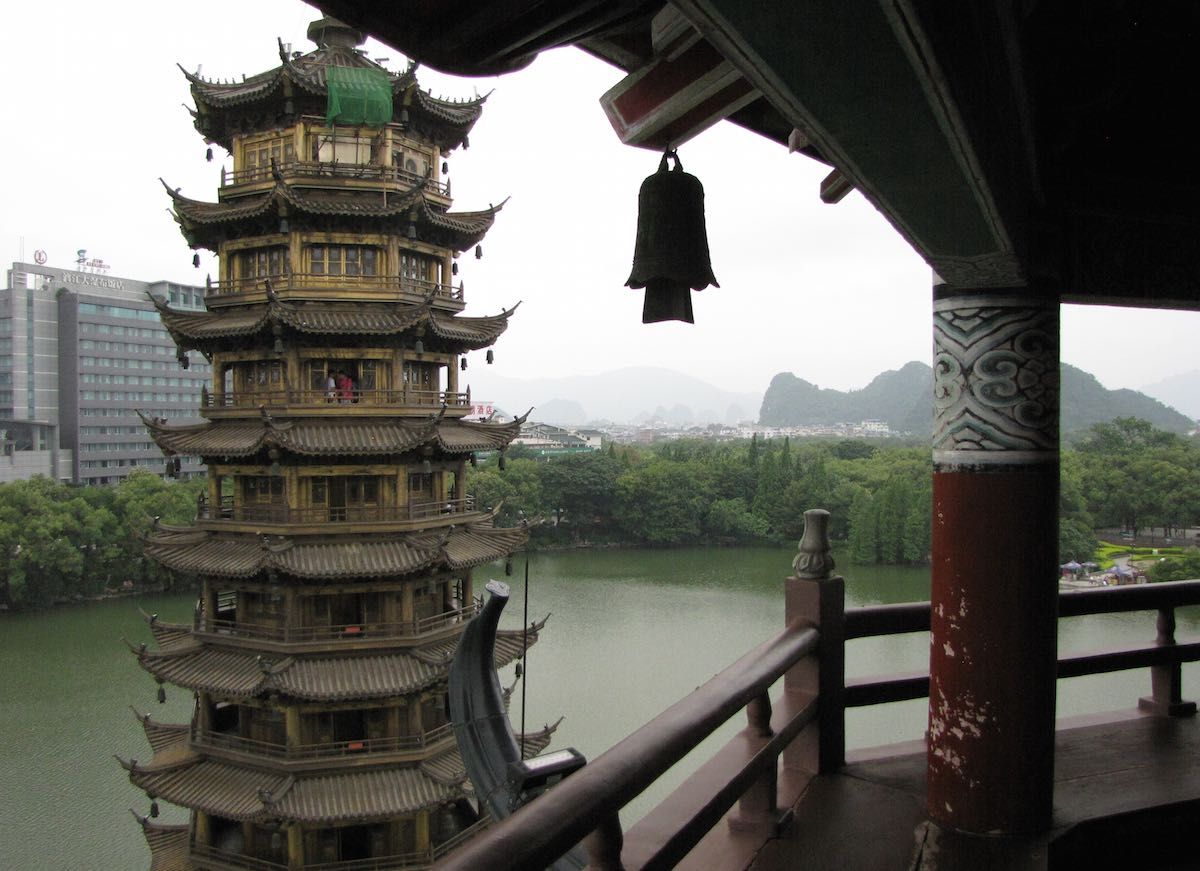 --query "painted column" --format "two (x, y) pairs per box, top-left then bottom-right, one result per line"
(927, 285), (1060, 834)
